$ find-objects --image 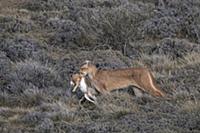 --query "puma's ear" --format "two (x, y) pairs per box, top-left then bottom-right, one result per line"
(96, 63), (100, 68)
(84, 60), (91, 67)
(85, 60), (91, 64)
